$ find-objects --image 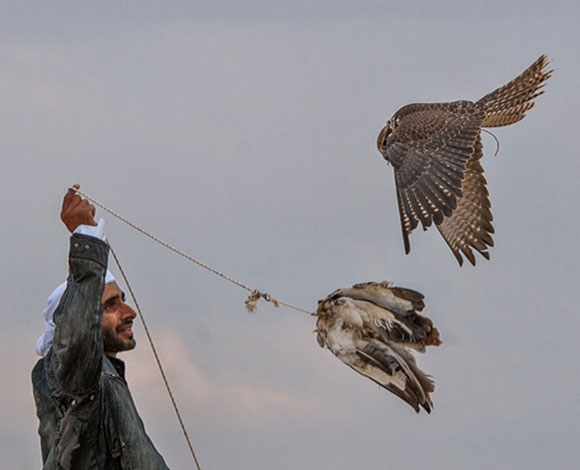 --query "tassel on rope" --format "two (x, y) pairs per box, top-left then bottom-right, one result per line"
(244, 290), (281, 314)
